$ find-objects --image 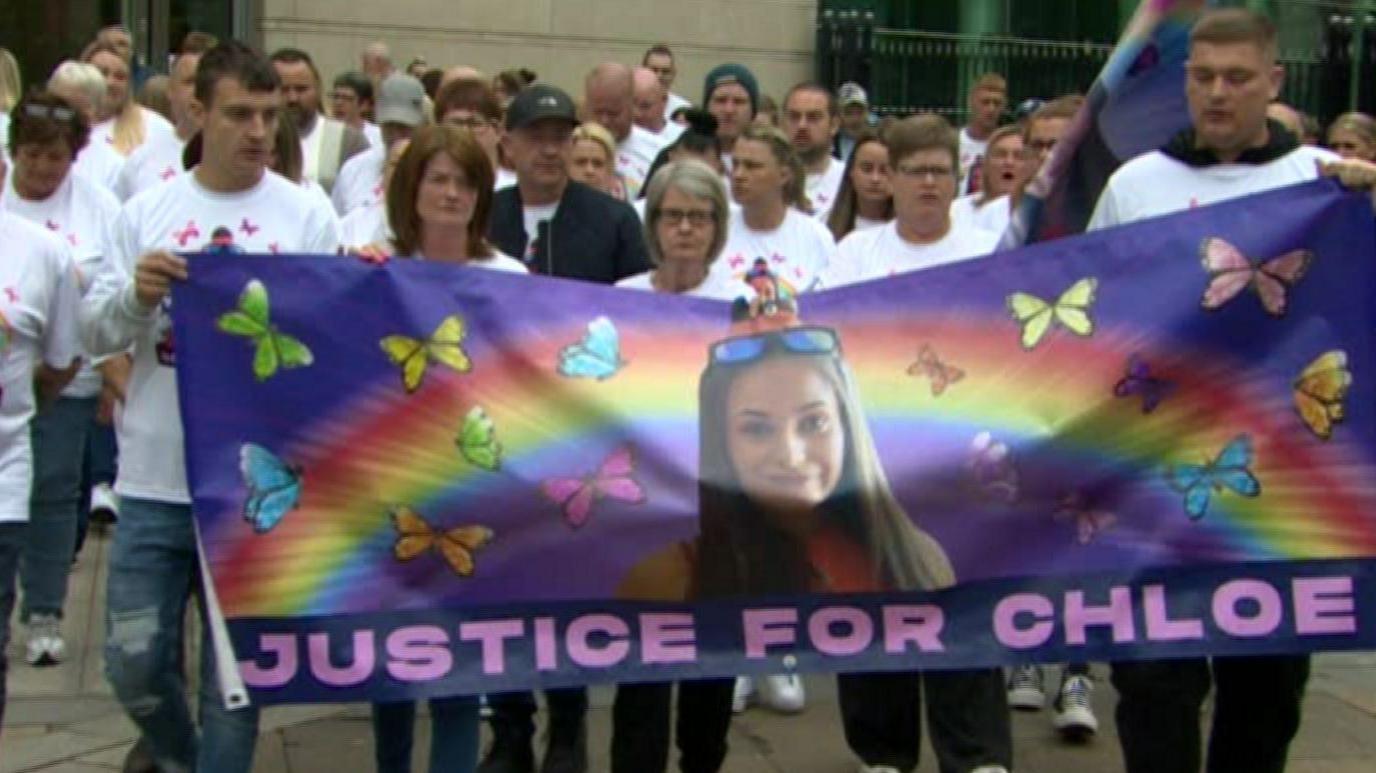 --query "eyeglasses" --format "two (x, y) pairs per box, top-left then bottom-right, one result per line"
(710, 326), (840, 365)
(22, 104), (76, 122)
(656, 208), (716, 227)
(894, 164), (954, 181)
